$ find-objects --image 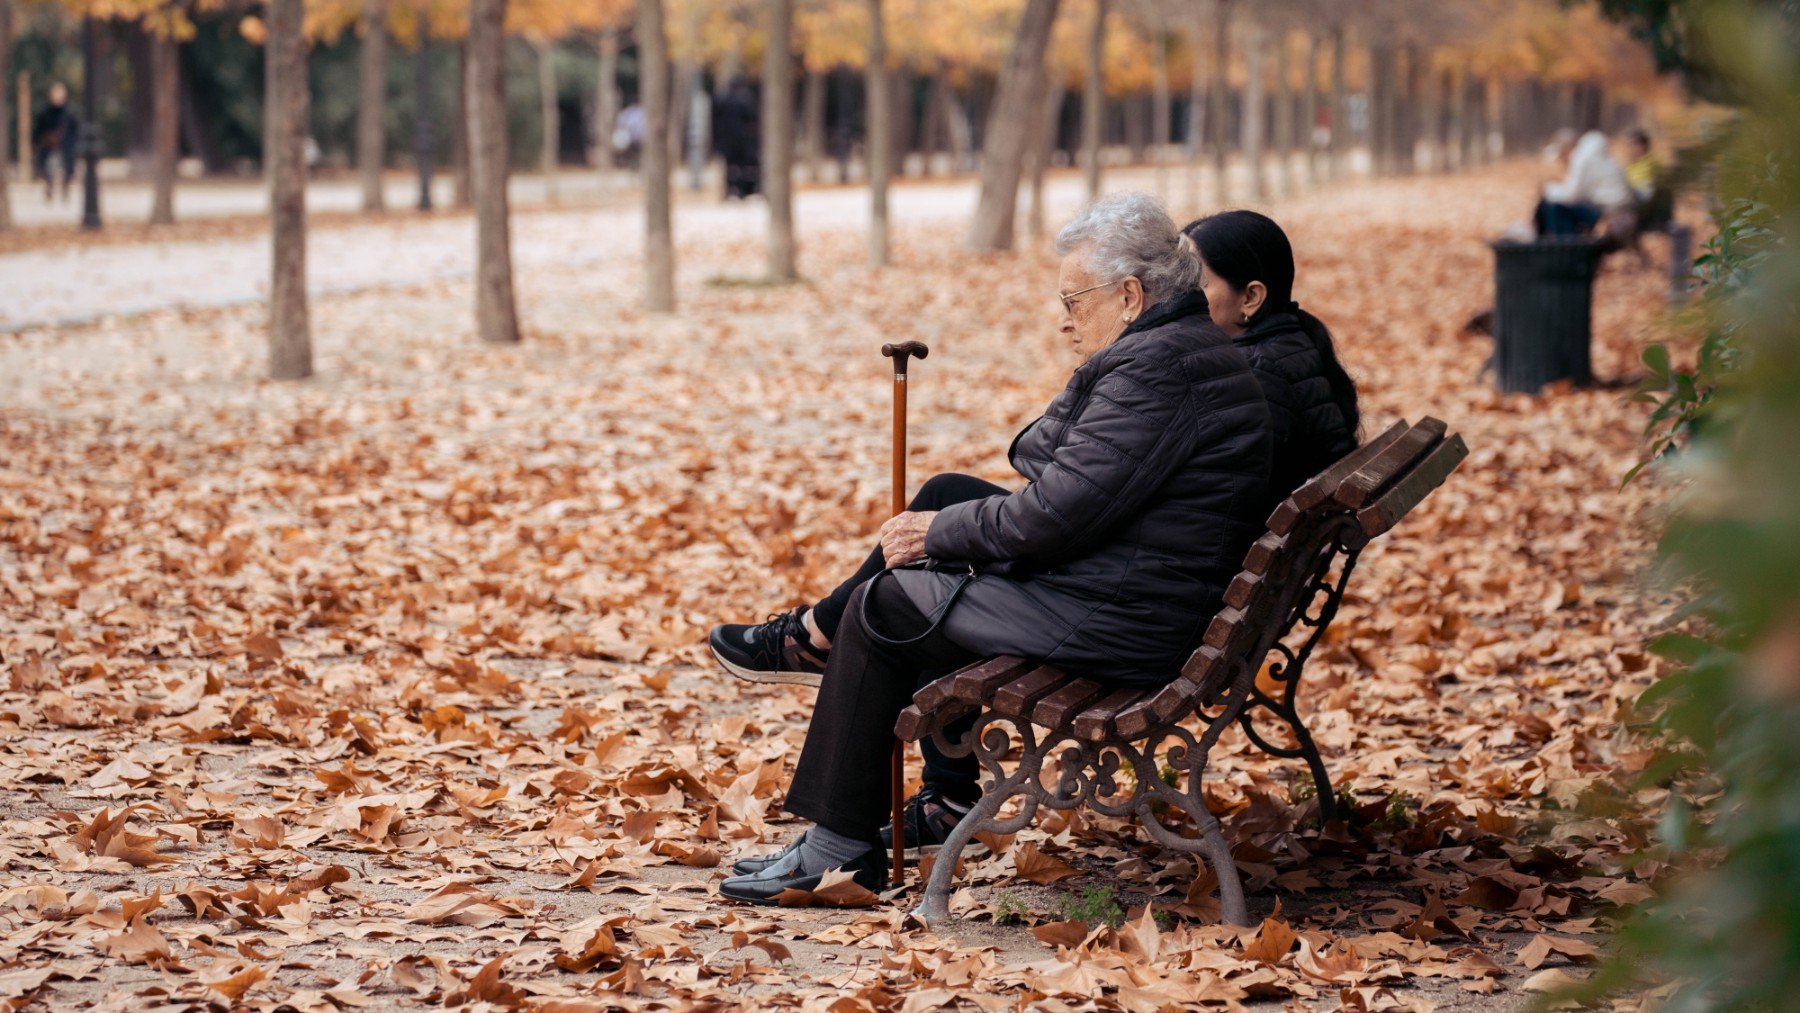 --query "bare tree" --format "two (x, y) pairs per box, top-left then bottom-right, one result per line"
(1329, 24), (1346, 180)
(1241, 15), (1265, 201)
(640, 0), (675, 311)
(357, 0), (388, 212)
(148, 33), (180, 224)
(966, 0), (1061, 251)
(468, 0), (520, 343)
(537, 38), (558, 202)
(867, 0), (891, 266)
(1184, 2), (1208, 211)
(594, 26), (620, 172)
(267, 0), (312, 379)
(1027, 77), (1065, 241)
(1273, 24), (1293, 197)
(1302, 30), (1319, 183)
(1081, 0), (1108, 199)
(802, 67), (827, 182)
(0, 0), (13, 231)
(762, 0), (797, 281)
(1210, 0), (1229, 203)
(1150, 12), (1170, 197)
